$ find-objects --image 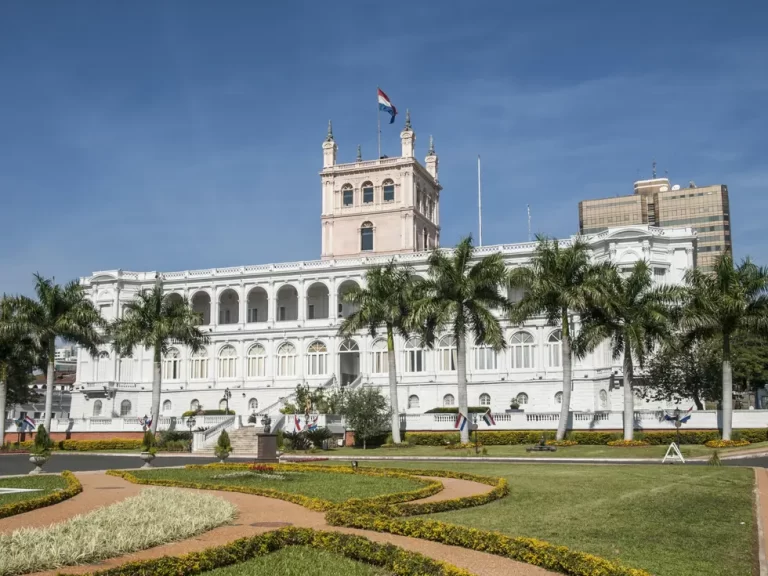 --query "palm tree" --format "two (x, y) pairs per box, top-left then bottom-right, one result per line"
(339, 260), (415, 444)
(681, 254), (768, 440)
(111, 276), (209, 434)
(508, 235), (607, 440)
(5, 275), (105, 431)
(412, 236), (509, 444)
(576, 261), (680, 440)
